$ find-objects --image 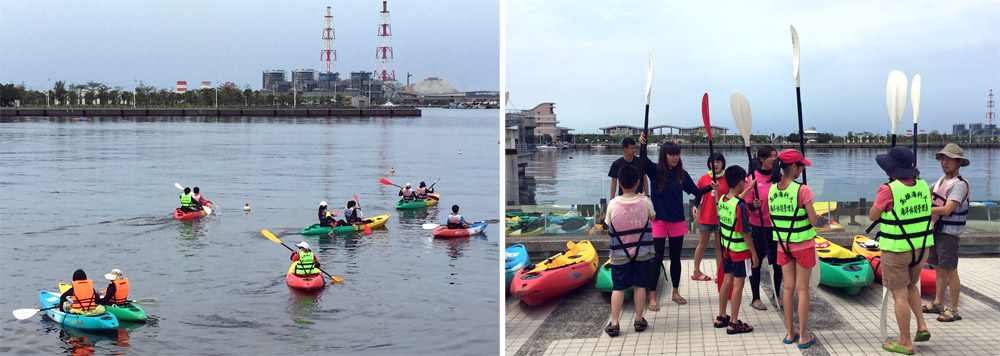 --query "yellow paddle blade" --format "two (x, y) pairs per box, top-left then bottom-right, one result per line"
(261, 229), (282, 244)
(330, 275), (345, 283)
